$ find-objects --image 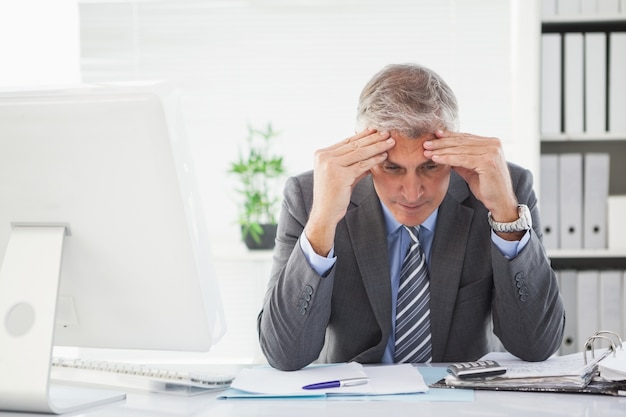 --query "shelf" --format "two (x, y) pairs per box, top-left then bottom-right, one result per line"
(548, 249), (626, 257)
(540, 12), (626, 271)
(547, 249), (626, 270)
(542, 16), (626, 33)
(541, 133), (626, 142)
